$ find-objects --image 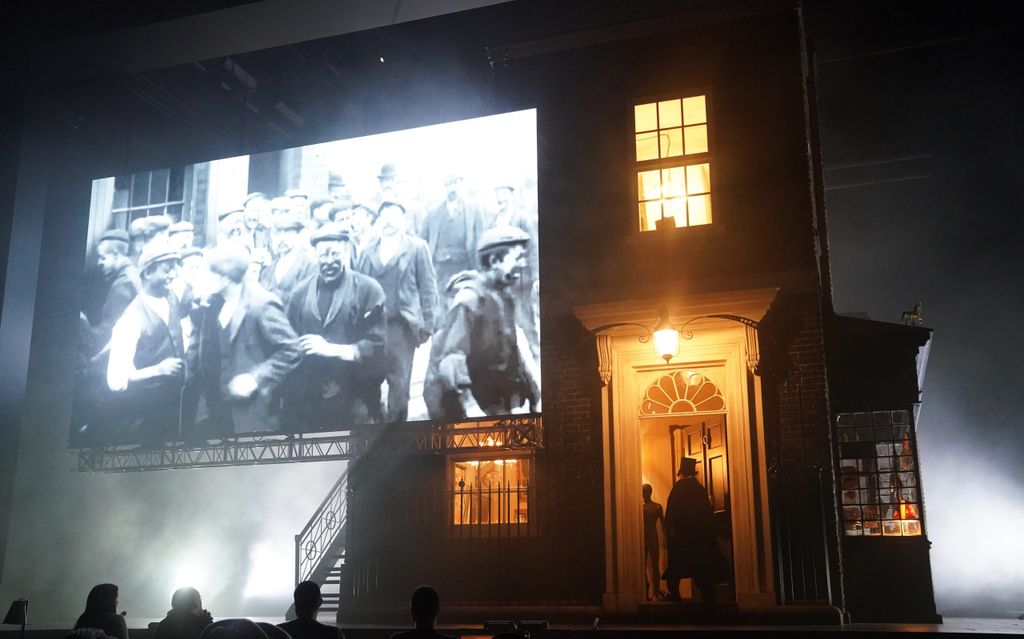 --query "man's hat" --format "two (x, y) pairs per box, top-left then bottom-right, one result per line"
(218, 208), (244, 222)
(137, 242), (180, 273)
(271, 213), (305, 232)
(477, 225), (530, 254)
(180, 247), (203, 260)
(168, 221), (194, 235)
(378, 164), (397, 180)
(270, 196), (292, 212)
(310, 223), (352, 246)
(98, 229), (130, 245)
(678, 457), (698, 477)
(244, 192), (266, 205)
(148, 215), (172, 232)
(494, 183), (515, 192)
(328, 172), (346, 188)
(128, 218), (149, 239)
(284, 188), (309, 200)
